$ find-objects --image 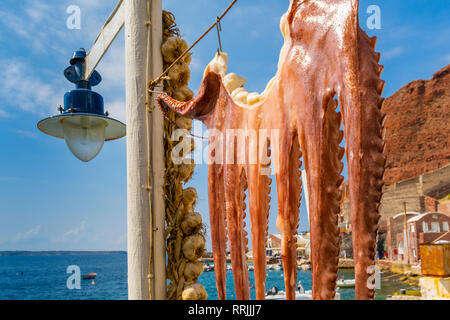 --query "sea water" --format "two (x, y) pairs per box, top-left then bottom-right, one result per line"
(0, 254), (411, 300)
(199, 267), (356, 300)
(0, 254), (127, 300)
